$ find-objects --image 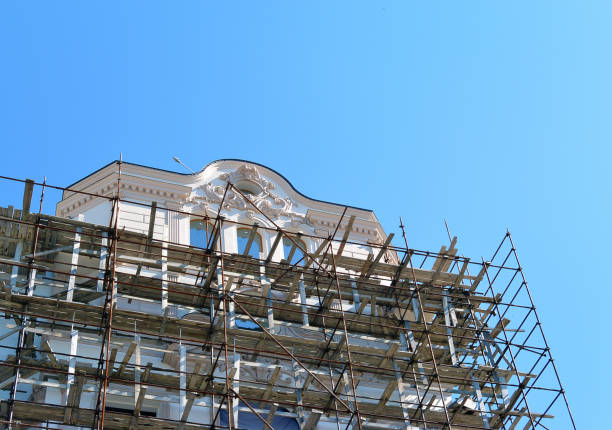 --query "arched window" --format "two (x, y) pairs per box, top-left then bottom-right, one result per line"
(237, 227), (262, 259)
(283, 235), (306, 266)
(190, 220), (213, 248)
